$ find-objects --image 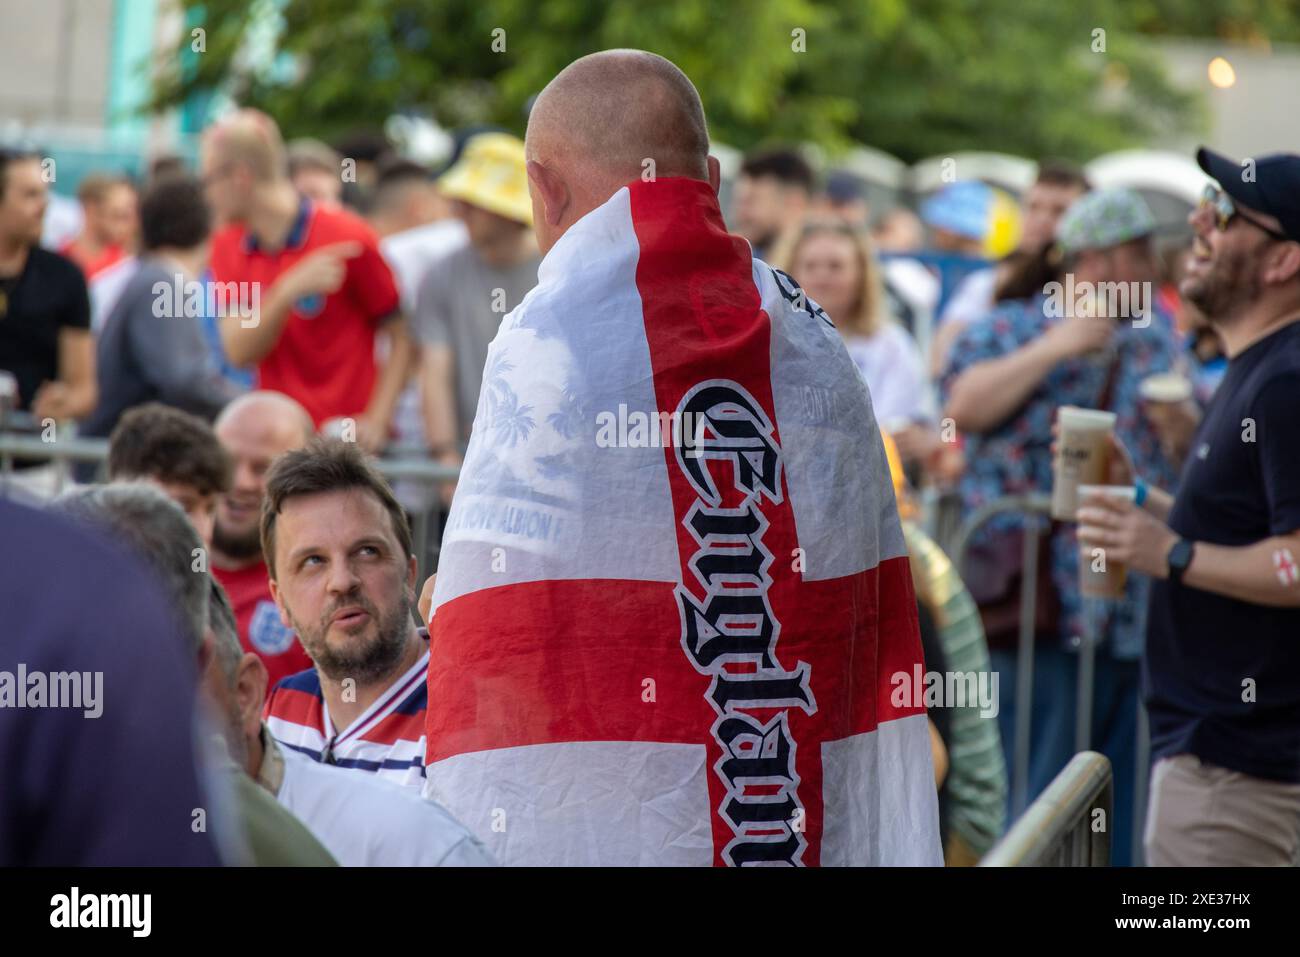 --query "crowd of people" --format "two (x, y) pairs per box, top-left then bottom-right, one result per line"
(725, 143), (1300, 866)
(2, 46), (1299, 868)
